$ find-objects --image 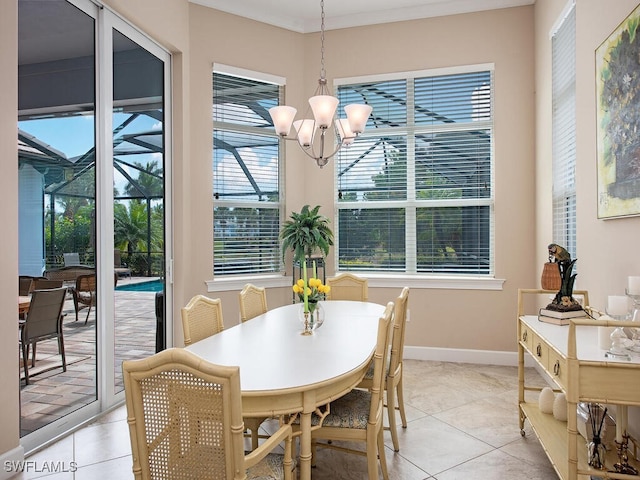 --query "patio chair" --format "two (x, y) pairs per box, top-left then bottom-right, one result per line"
(19, 276), (36, 296)
(358, 286), (410, 451)
(63, 252), (80, 266)
(19, 287), (67, 385)
(181, 295), (224, 346)
(122, 348), (294, 480)
(325, 272), (368, 301)
(33, 278), (64, 290)
(114, 249), (132, 278)
(239, 283), (268, 322)
(72, 274), (96, 324)
(72, 273), (118, 324)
